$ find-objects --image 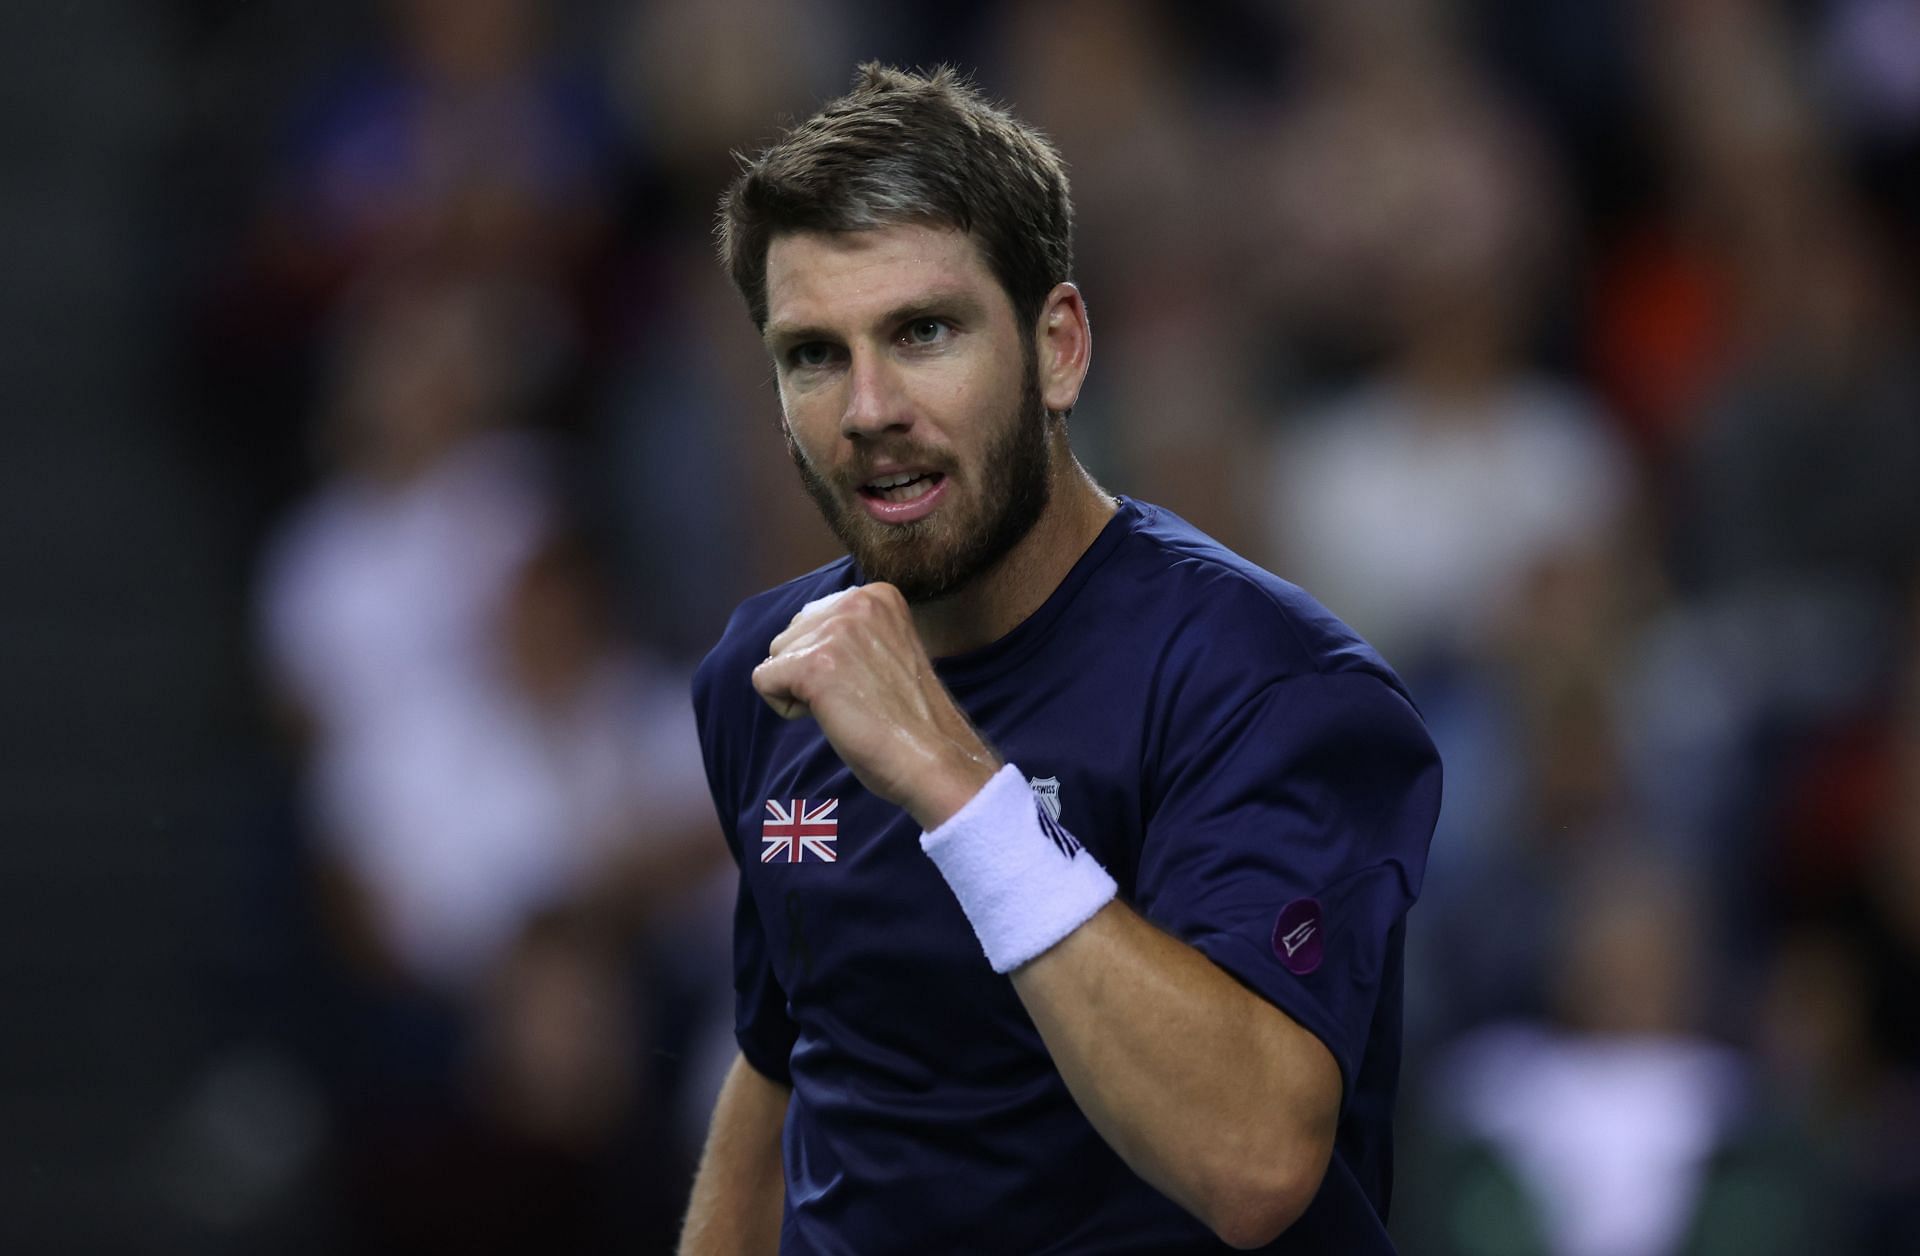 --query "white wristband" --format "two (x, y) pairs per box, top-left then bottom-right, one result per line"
(920, 763), (1117, 973)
